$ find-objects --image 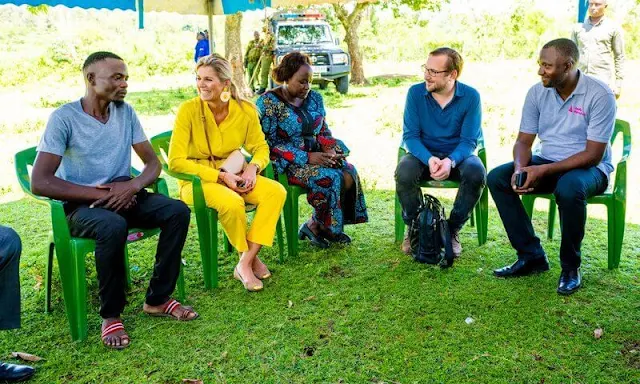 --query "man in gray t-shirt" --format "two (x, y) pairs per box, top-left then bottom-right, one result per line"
(487, 39), (615, 295)
(32, 51), (199, 350)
